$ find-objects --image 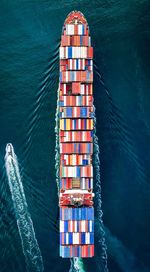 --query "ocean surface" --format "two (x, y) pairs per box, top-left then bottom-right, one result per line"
(0, 1), (150, 271)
